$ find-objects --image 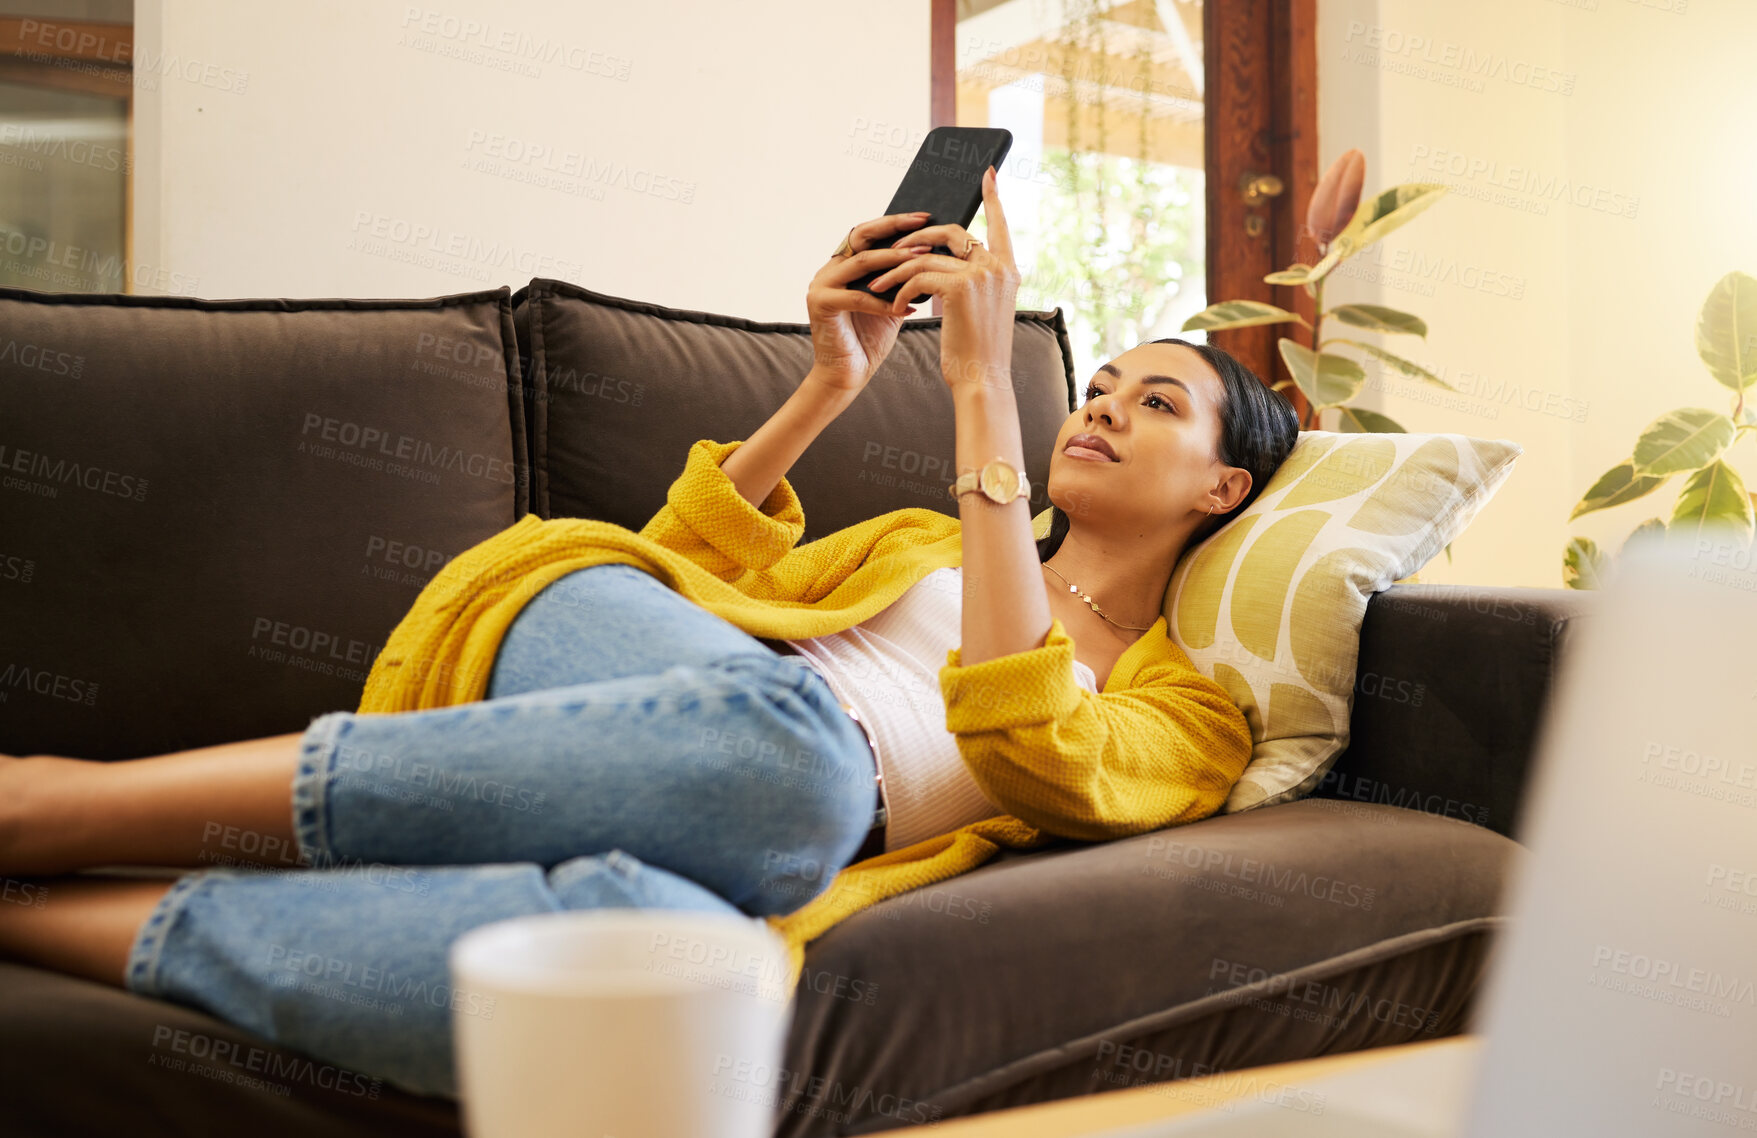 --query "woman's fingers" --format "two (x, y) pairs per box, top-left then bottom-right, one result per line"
(849, 176), (1013, 266)
(811, 284), (914, 317)
(867, 252), (973, 294)
(885, 222), (973, 255)
(890, 271), (961, 314)
(818, 244), (933, 288)
(979, 166), (1014, 265)
(840, 211), (932, 256)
